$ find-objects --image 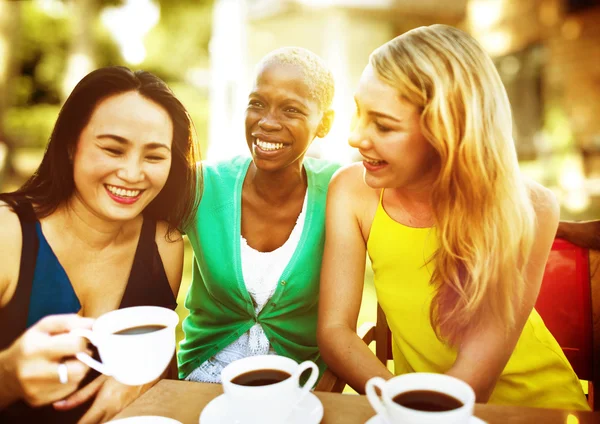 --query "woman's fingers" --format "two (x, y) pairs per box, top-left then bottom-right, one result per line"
(44, 333), (90, 359)
(59, 358), (89, 387)
(19, 359), (89, 406)
(35, 314), (94, 335)
(26, 359), (88, 388)
(53, 374), (106, 410)
(7, 314), (95, 407)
